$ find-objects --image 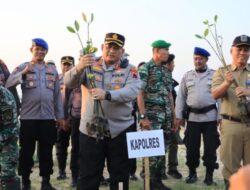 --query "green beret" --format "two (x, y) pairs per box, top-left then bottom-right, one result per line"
(151, 40), (171, 48)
